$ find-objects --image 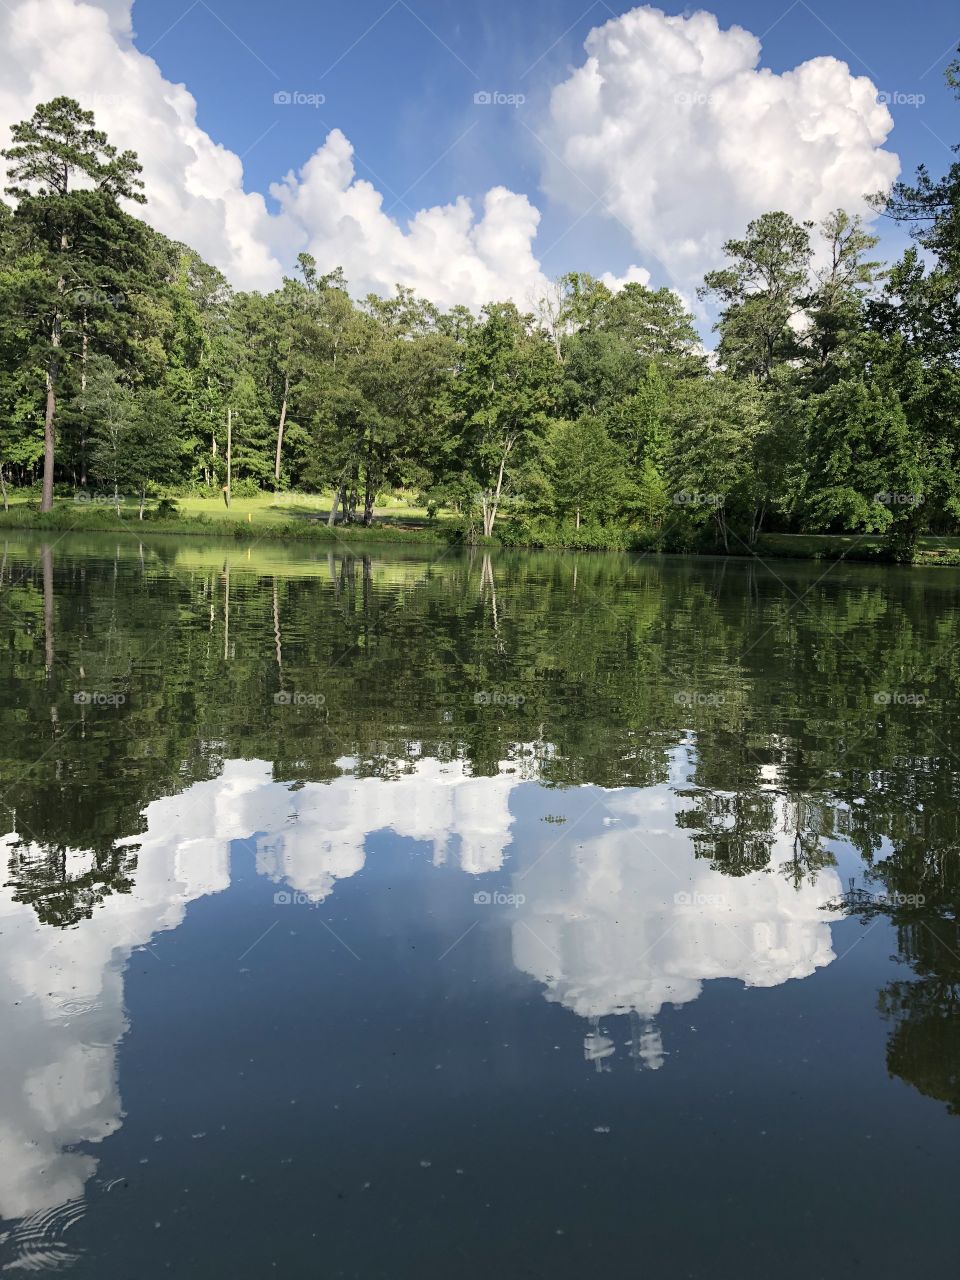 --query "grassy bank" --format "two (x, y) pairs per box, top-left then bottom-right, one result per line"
(753, 532), (960, 567)
(1, 494), (958, 564)
(0, 492), (454, 546)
